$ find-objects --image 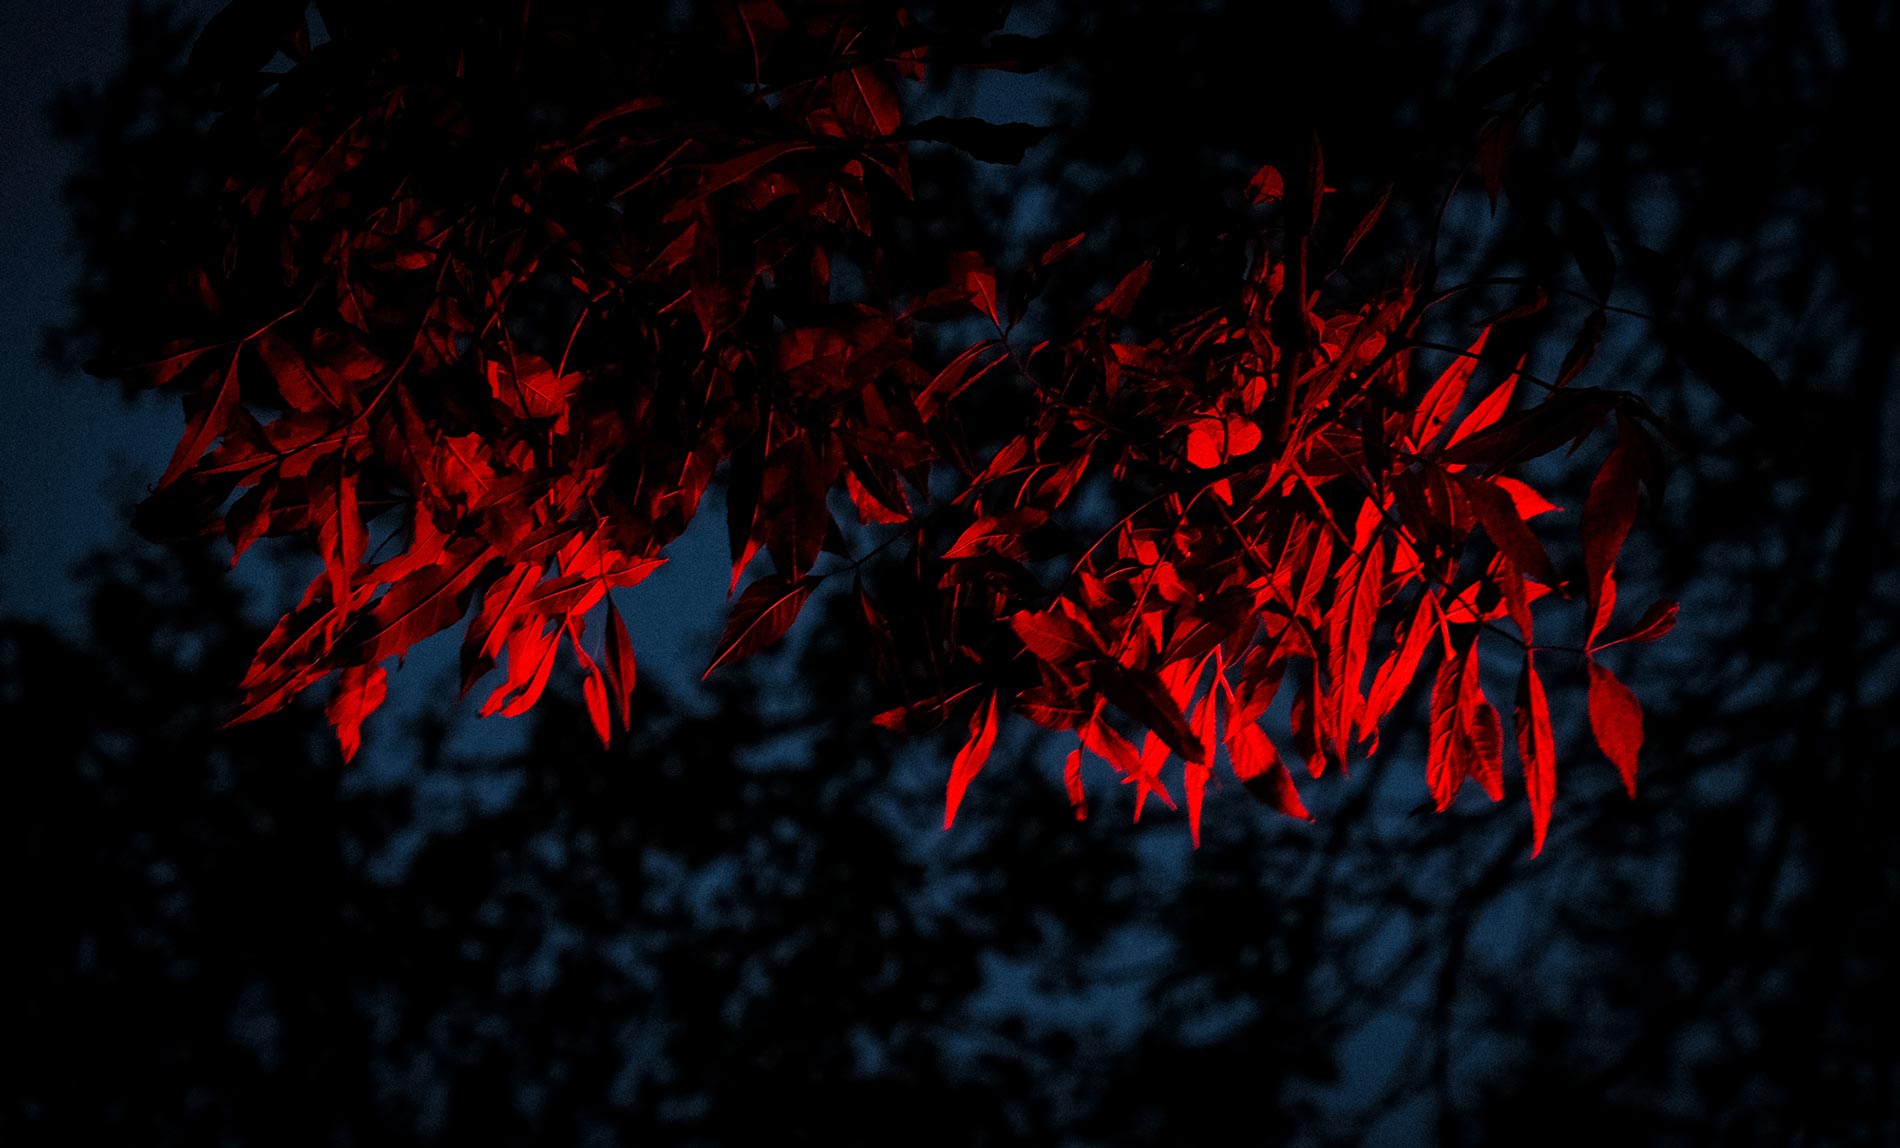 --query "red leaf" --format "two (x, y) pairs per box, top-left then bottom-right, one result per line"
(1427, 653), (1461, 809)
(1458, 472), (1561, 588)
(1338, 183), (1391, 267)
(943, 692), (1001, 829)
(1229, 718), (1310, 821)
(910, 251), (1001, 325)
(1410, 327), (1491, 449)
(1587, 659), (1644, 797)
(462, 562), (543, 692)
(1515, 654), (1556, 856)
(602, 595), (636, 730)
(916, 338), (1003, 417)
(1184, 757), (1210, 845)
(313, 460), (366, 612)
(844, 460), (910, 525)
(355, 540), (493, 667)
(1010, 605), (1104, 665)
(1494, 475), (1562, 519)
(1185, 685), (1219, 845)
(1597, 598), (1680, 650)
(1446, 355), (1524, 448)
(1427, 644), (1503, 808)
(690, 141), (813, 201)
(582, 667), (613, 748)
(838, 63), (901, 138)
(1360, 591), (1439, 749)
(1245, 164), (1285, 204)
(1288, 676), (1336, 779)
(481, 620), (561, 718)
(1081, 712), (1176, 811)
(324, 663), (387, 763)
(1094, 261), (1153, 321)
(1093, 663), (1205, 765)
(1460, 640), (1505, 802)
(1581, 419), (1649, 646)
(1037, 232), (1086, 268)
(944, 508), (1045, 560)
(158, 350), (242, 490)
(704, 574), (819, 678)
(1064, 748), (1088, 822)
(1323, 535), (1382, 749)
(257, 329), (352, 413)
